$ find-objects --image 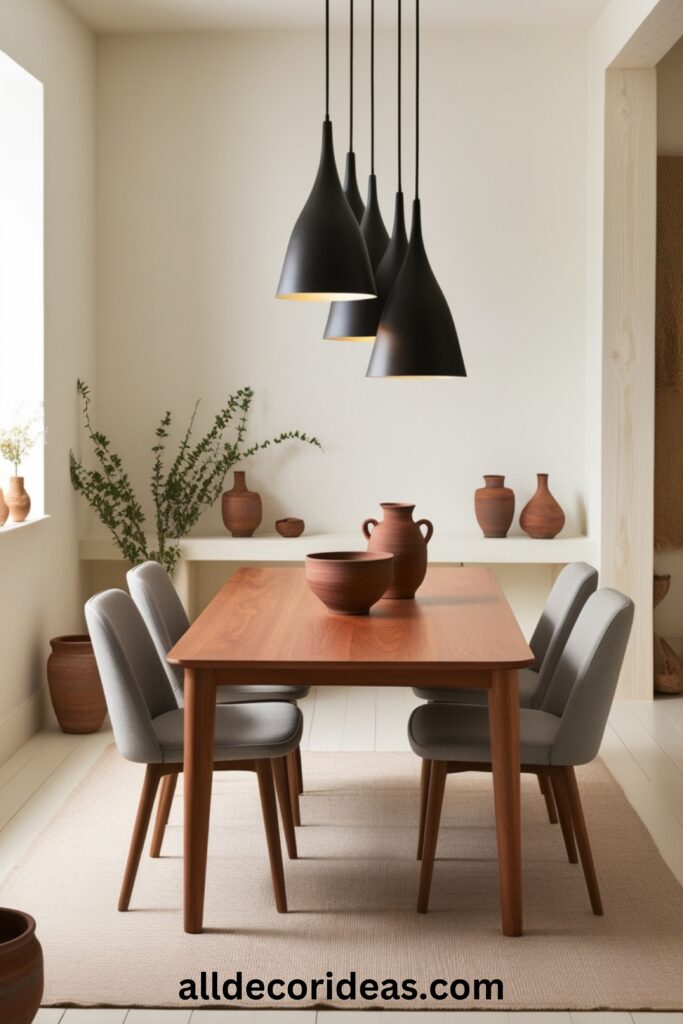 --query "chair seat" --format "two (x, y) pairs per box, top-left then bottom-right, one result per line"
(408, 703), (560, 765)
(152, 701), (303, 763)
(216, 684), (310, 704)
(413, 667), (538, 707)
